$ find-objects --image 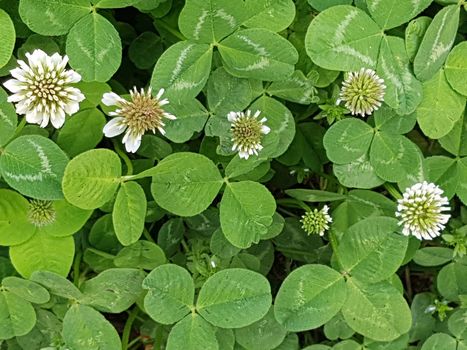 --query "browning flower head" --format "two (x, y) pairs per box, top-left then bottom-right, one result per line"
(102, 87), (176, 153)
